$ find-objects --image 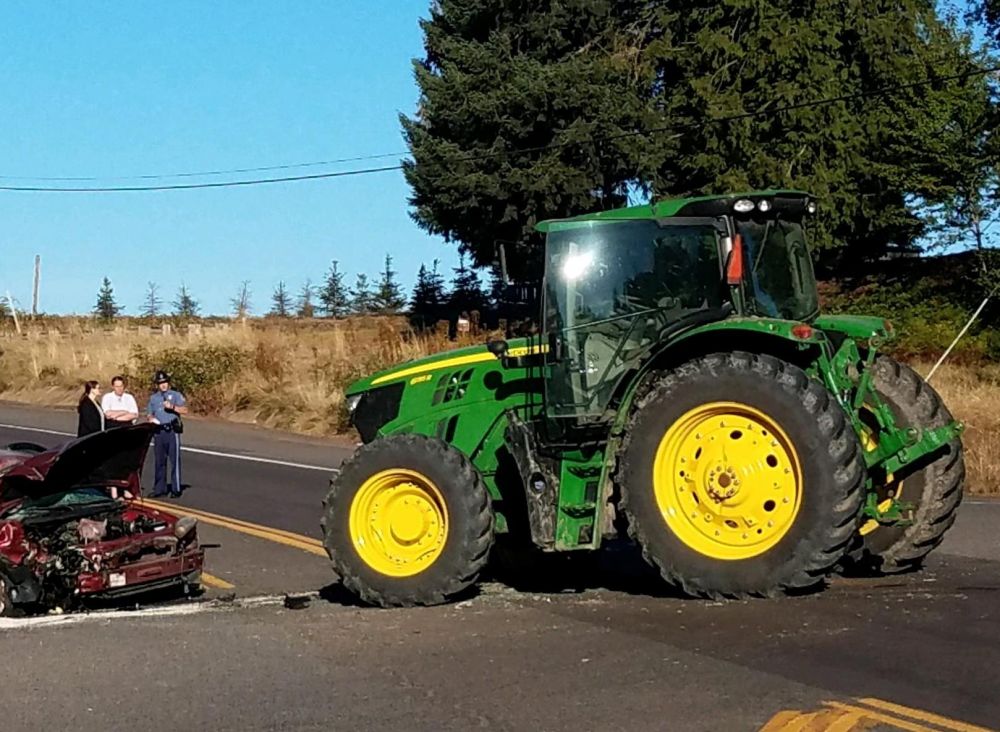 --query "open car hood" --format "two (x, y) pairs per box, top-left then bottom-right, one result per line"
(0, 424), (155, 498)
